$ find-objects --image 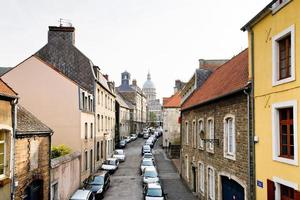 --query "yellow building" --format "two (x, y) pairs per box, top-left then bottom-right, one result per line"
(242, 0), (300, 199)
